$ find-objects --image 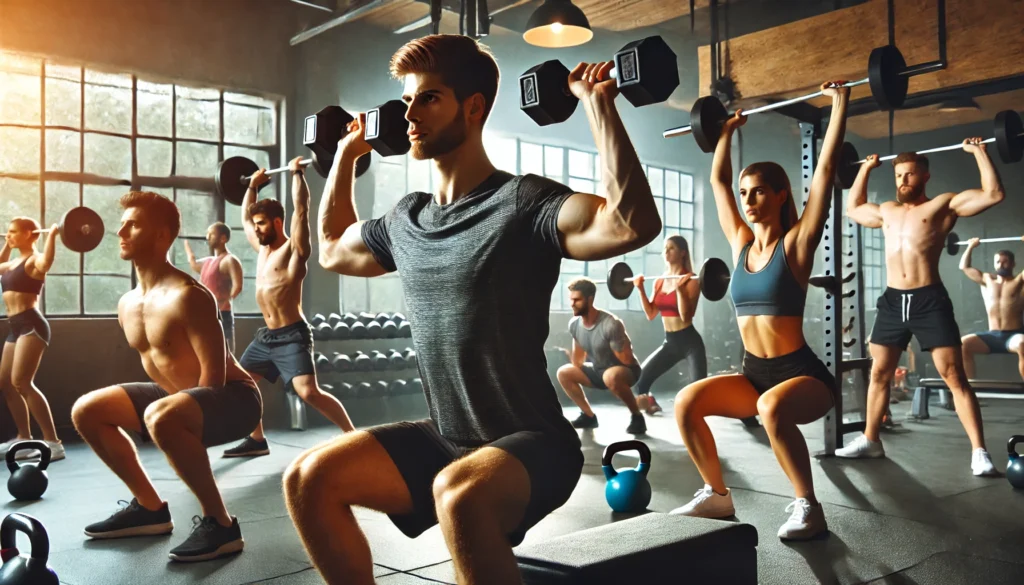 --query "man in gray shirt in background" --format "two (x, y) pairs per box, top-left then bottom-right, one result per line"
(557, 278), (646, 434)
